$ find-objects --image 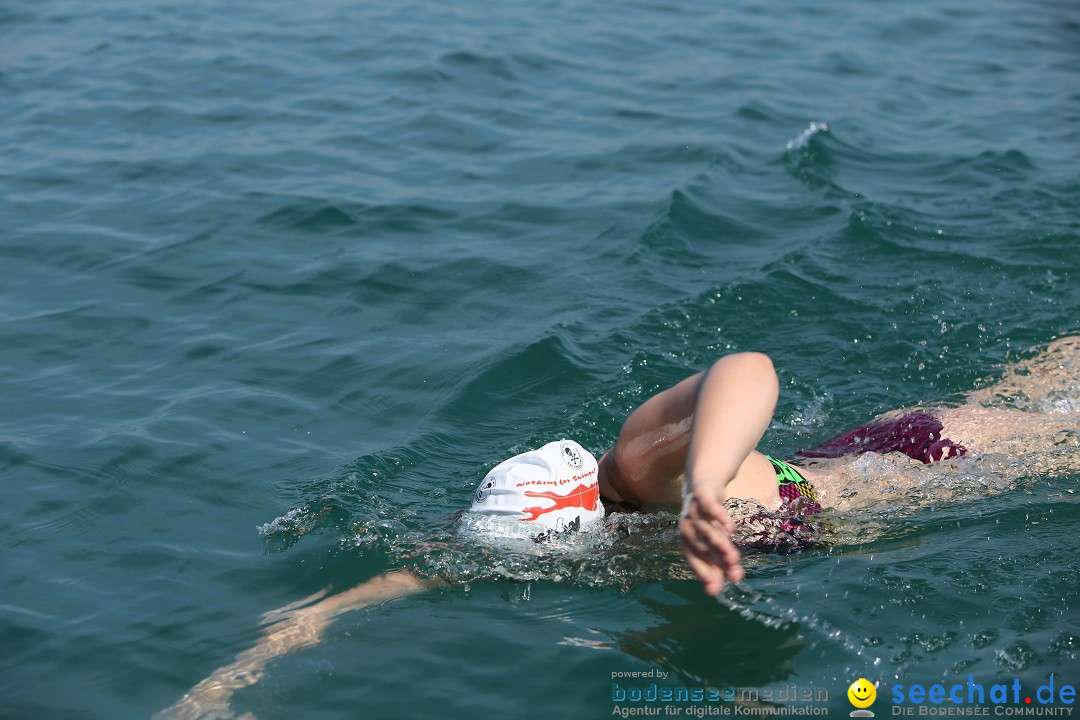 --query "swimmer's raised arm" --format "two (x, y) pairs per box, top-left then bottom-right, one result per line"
(599, 352), (780, 594)
(681, 352), (778, 595)
(156, 571), (437, 720)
